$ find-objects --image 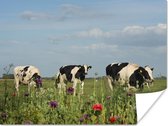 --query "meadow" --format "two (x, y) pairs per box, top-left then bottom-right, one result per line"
(0, 77), (166, 124)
